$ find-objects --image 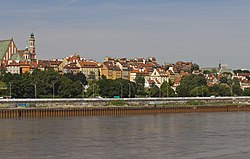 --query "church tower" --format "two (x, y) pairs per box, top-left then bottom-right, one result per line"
(28, 32), (36, 60)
